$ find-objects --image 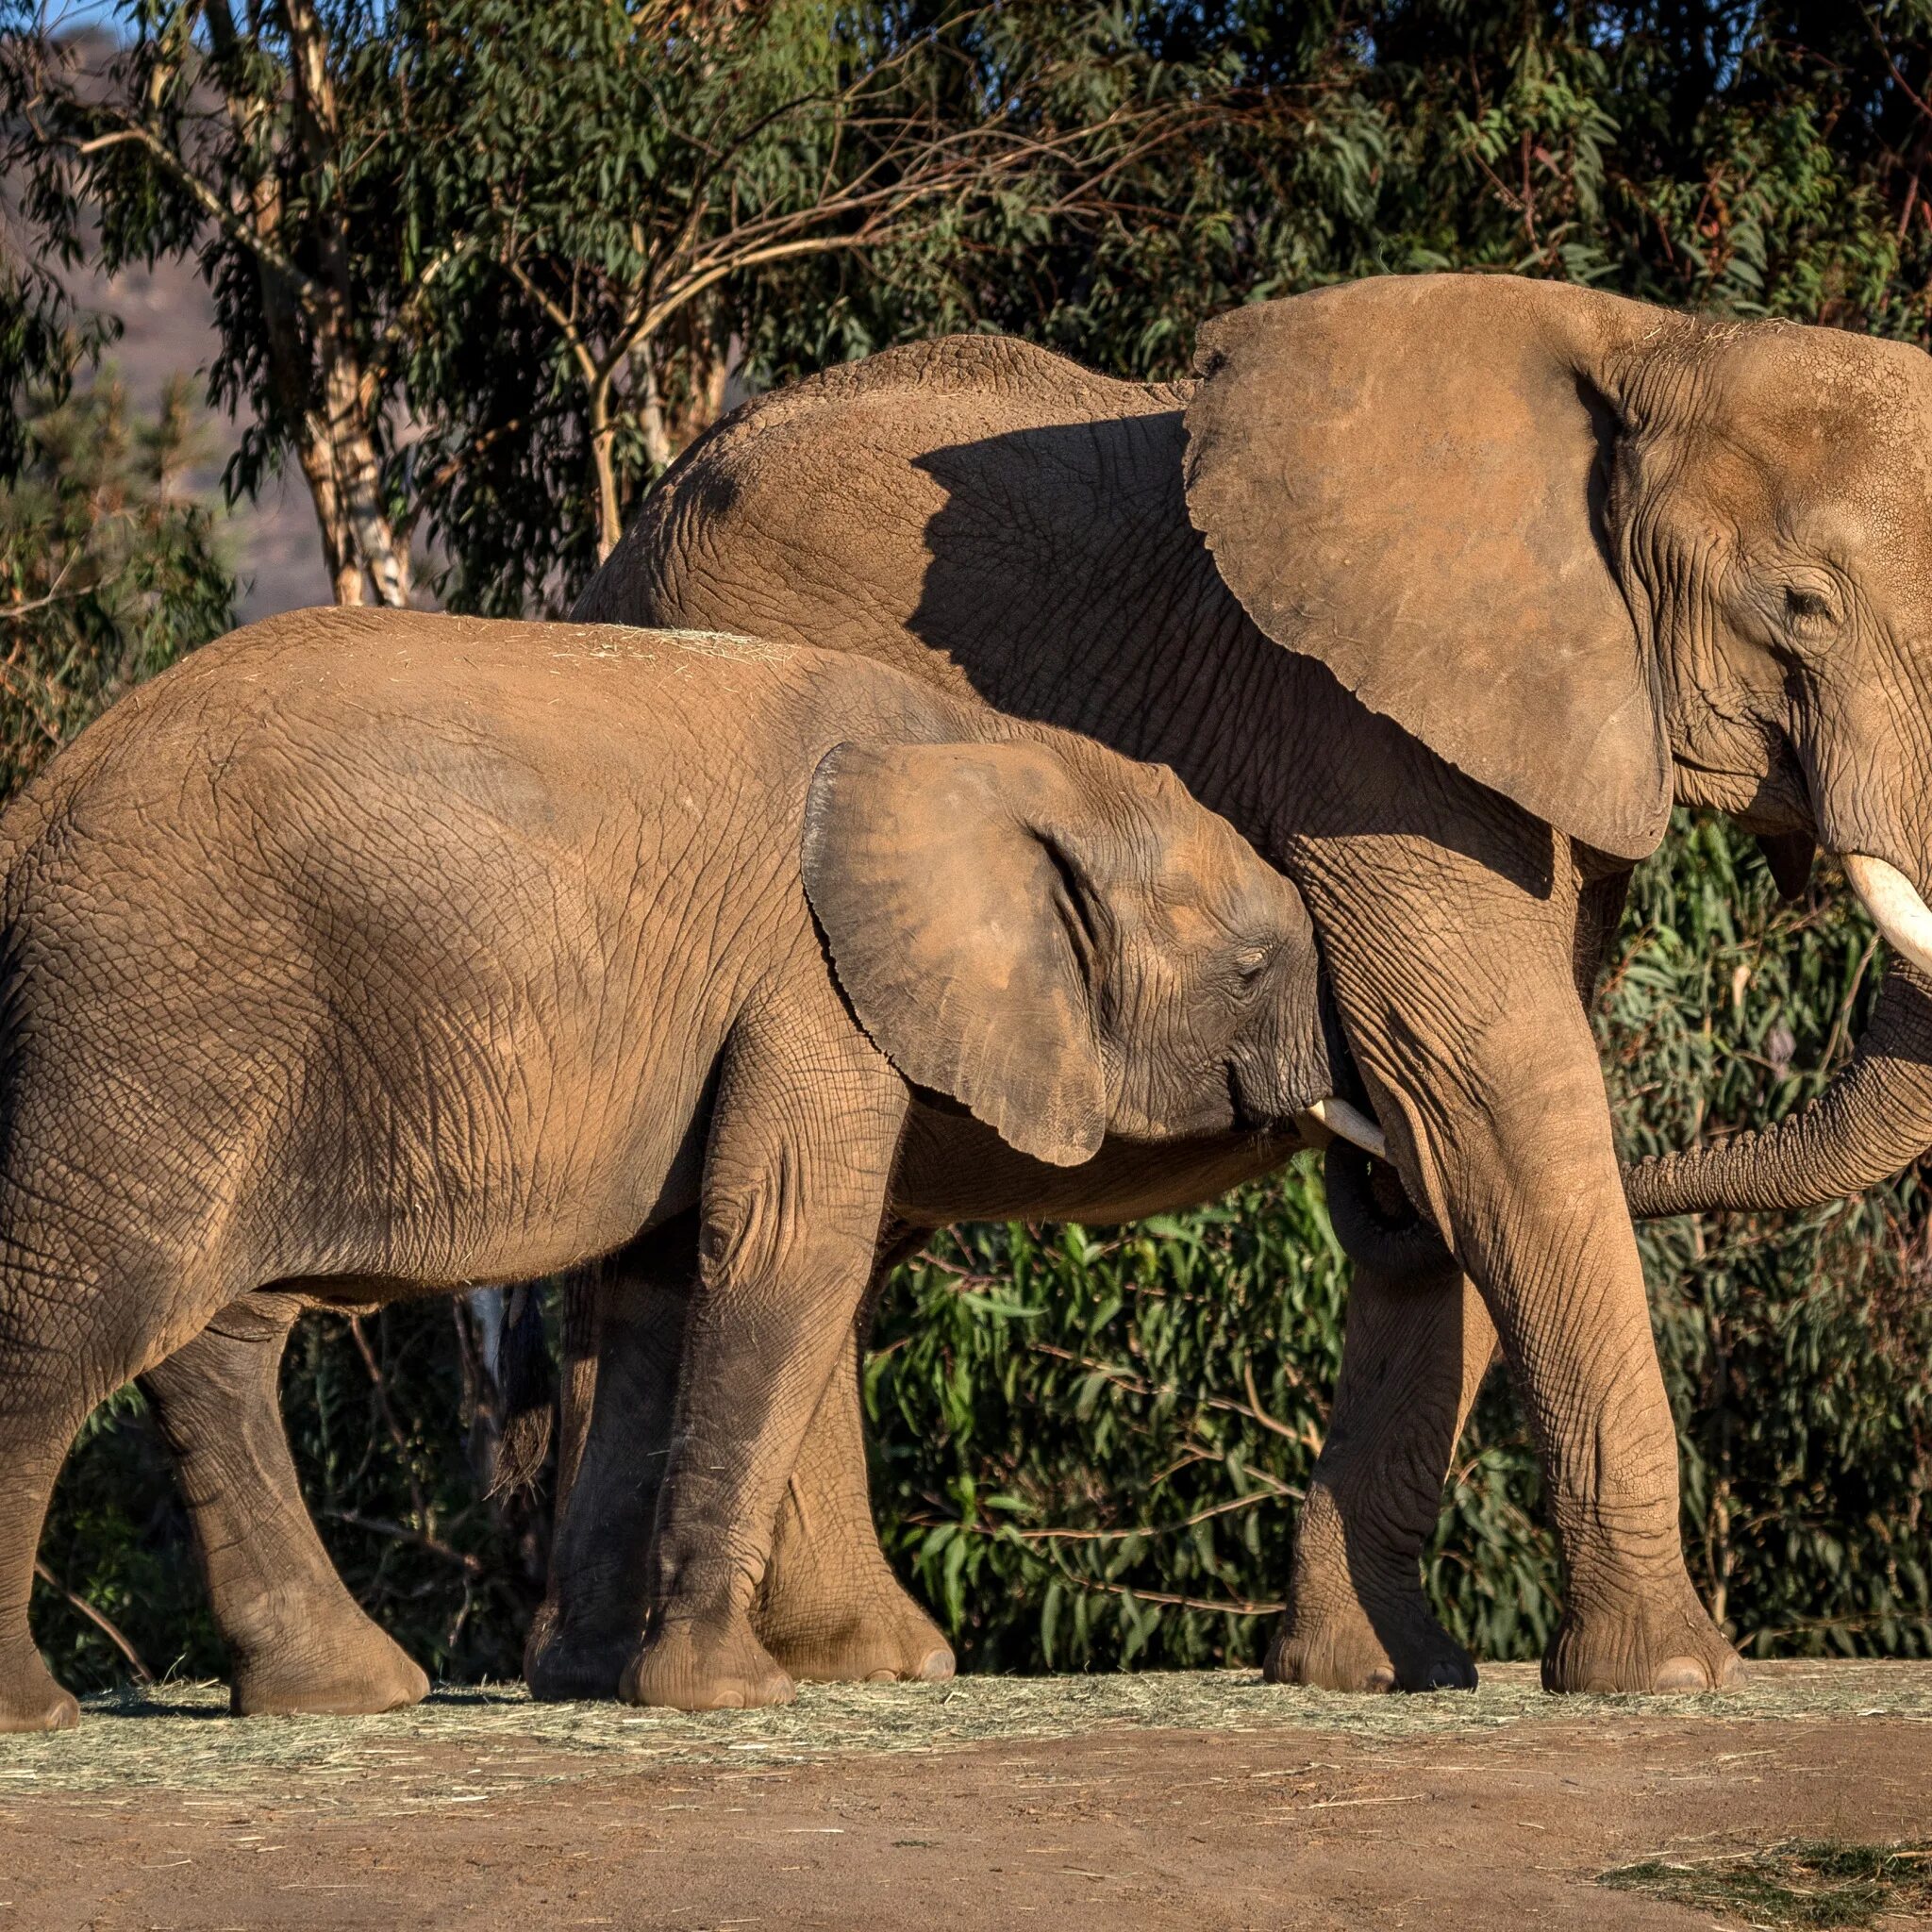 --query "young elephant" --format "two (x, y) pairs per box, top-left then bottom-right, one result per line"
(0, 607), (1354, 1727)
